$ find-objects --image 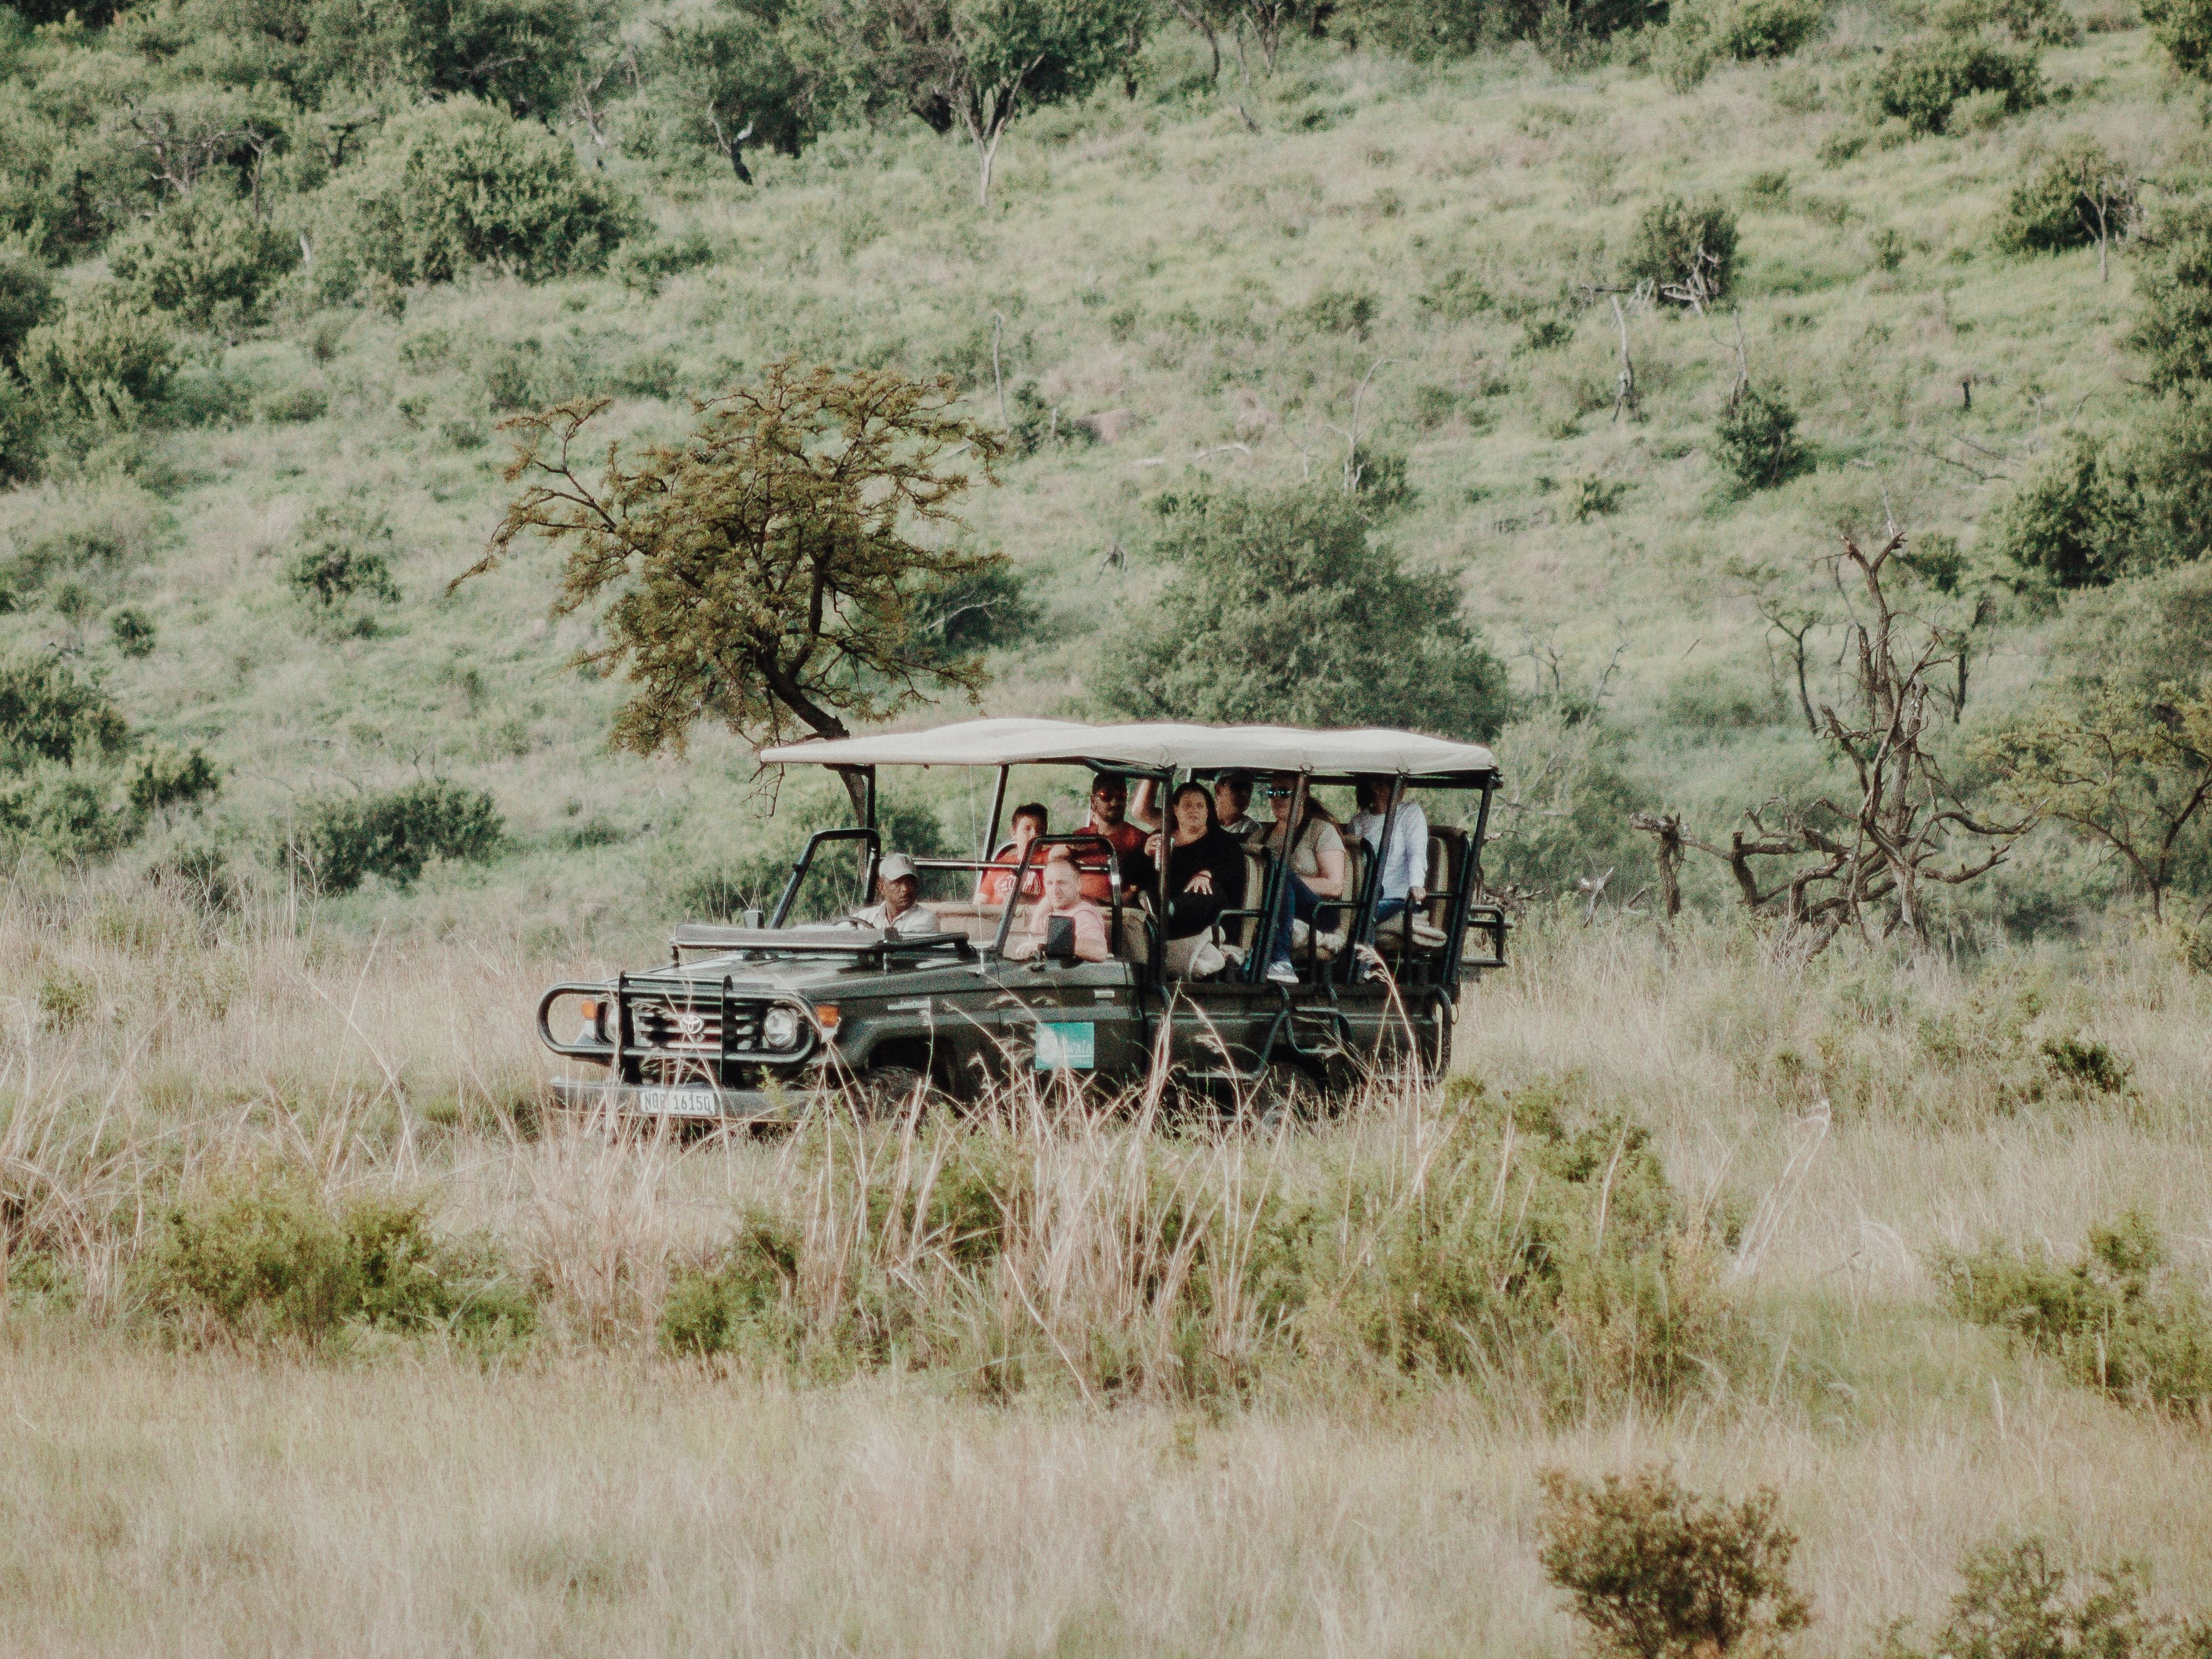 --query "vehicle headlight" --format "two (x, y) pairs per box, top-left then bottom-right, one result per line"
(762, 1006), (802, 1050)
